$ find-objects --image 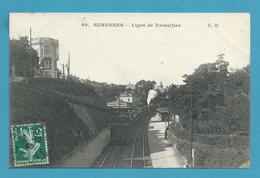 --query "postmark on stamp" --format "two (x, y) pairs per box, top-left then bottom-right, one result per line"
(11, 123), (49, 167)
